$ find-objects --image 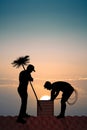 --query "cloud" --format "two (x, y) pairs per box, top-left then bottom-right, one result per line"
(78, 77), (87, 80)
(0, 78), (18, 87)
